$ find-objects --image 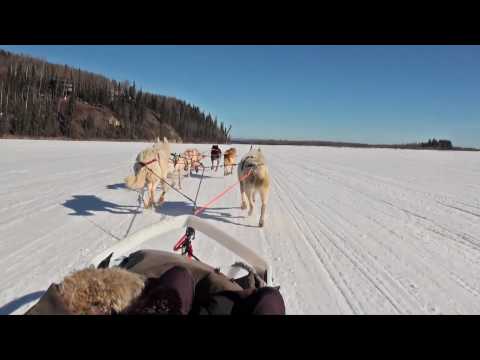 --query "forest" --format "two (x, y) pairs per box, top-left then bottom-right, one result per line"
(0, 49), (231, 143)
